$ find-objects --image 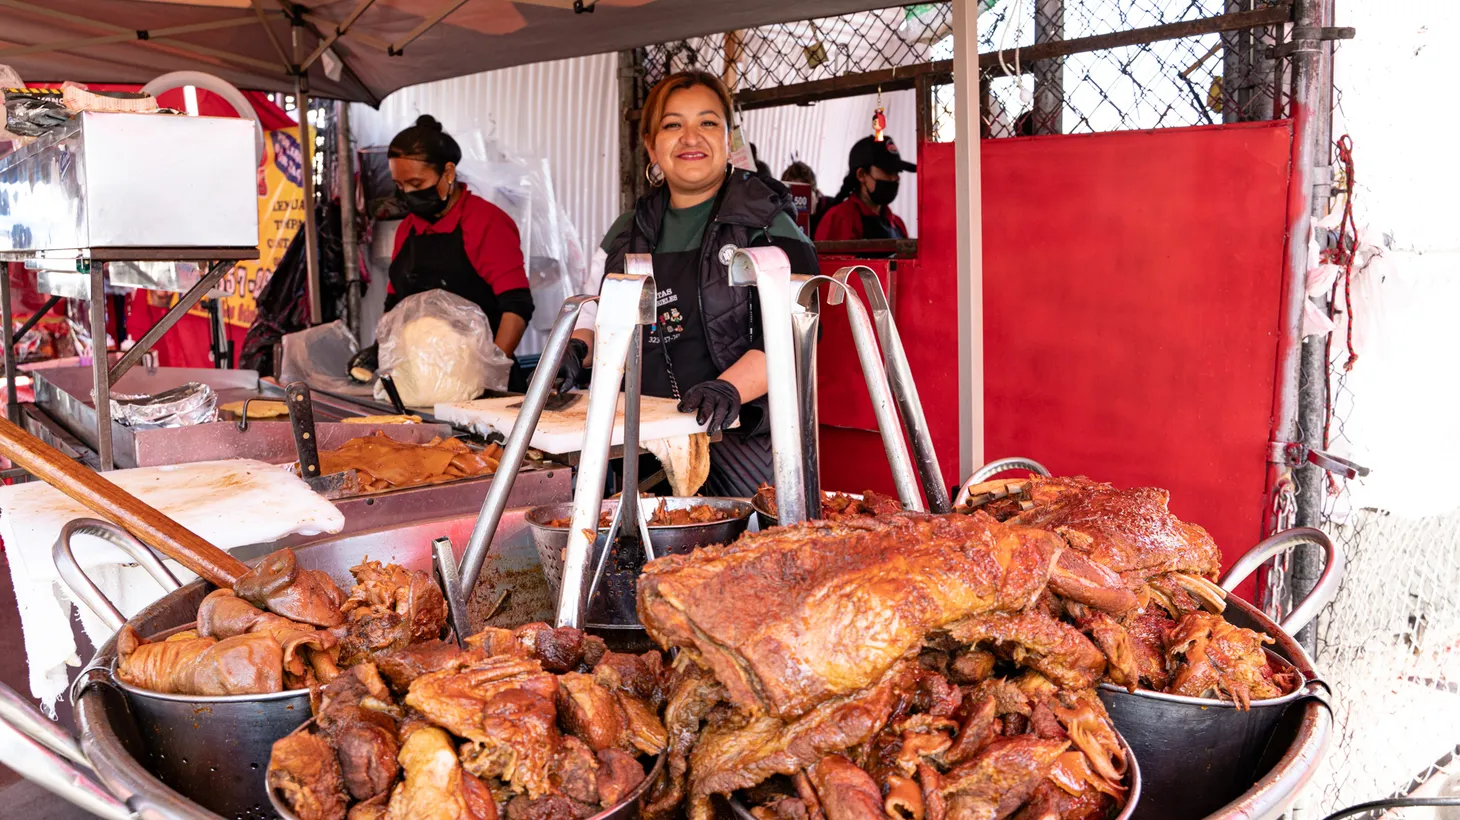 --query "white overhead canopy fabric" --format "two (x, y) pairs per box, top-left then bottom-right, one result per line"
(0, 0), (897, 105)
